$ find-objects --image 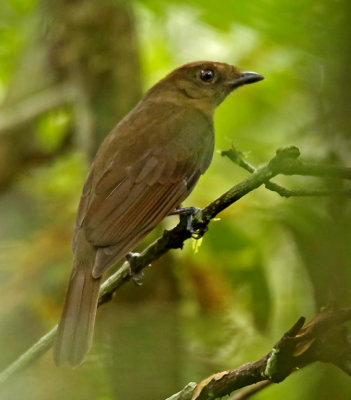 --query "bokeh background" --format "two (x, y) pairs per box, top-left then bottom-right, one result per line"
(0, 0), (351, 399)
